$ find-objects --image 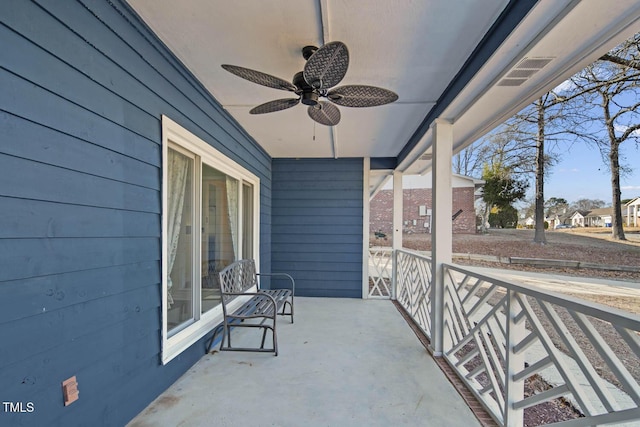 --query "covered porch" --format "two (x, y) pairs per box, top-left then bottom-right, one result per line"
(126, 1), (640, 426)
(129, 297), (482, 426)
(3, 1), (640, 426)
(130, 253), (640, 426)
